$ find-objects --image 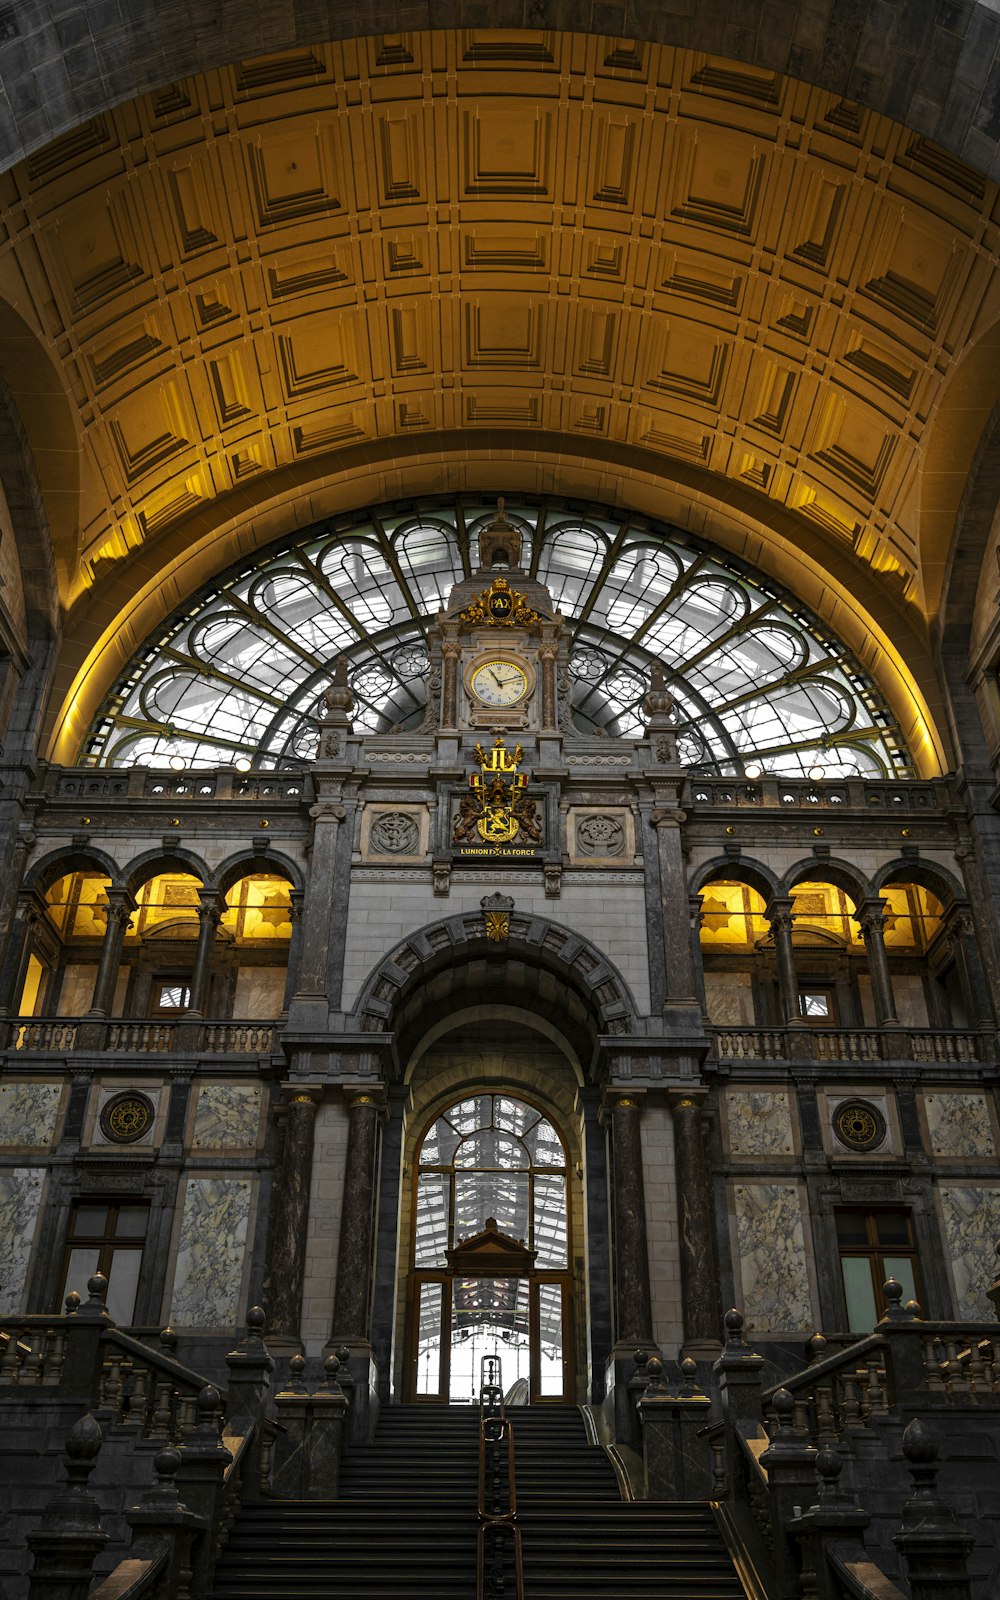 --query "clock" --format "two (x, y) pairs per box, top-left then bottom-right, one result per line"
(471, 658), (529, 708)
